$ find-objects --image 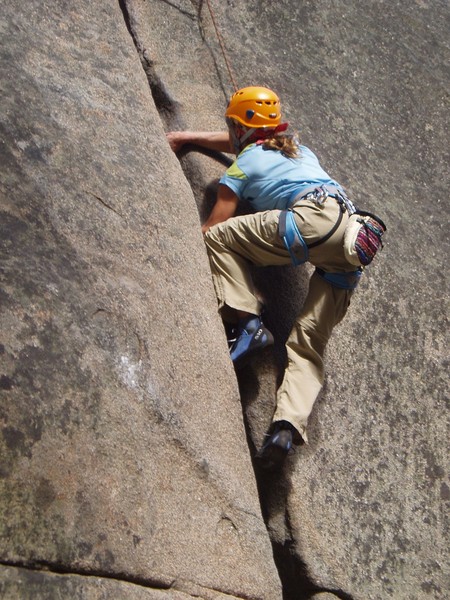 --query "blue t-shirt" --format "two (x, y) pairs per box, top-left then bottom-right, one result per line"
(219, 143), (343, 211)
